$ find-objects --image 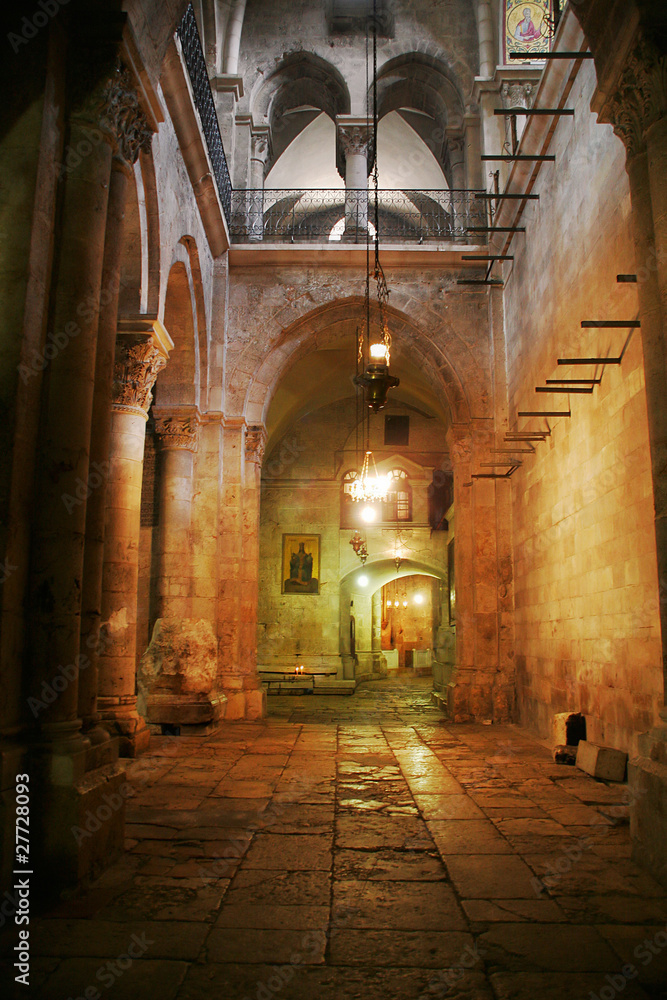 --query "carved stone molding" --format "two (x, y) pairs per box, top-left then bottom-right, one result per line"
(245, 425), (267, 465)
(112, 336), (166, 415)
(604, 37), (667, 158)
(154, 414), (199, 452)
(500, 80), (535, 111)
